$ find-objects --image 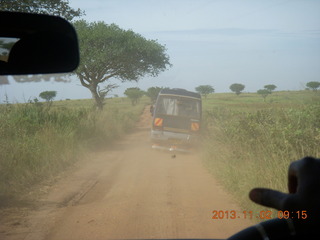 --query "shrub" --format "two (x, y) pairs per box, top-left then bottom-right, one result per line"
(203, 102), (320, 219)
(0, 99), (145, 197)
